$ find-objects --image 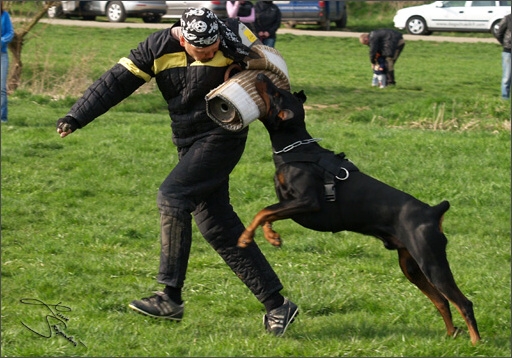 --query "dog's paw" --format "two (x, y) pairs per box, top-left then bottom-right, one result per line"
(237, 231), (254, 248)
(268, 237), (282, 247)
(263, 225), (282, 247)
